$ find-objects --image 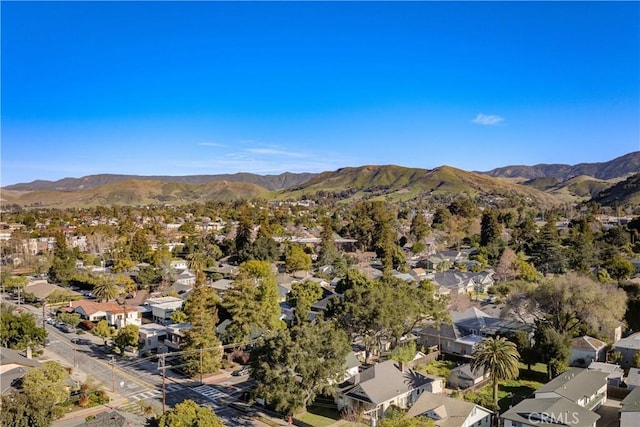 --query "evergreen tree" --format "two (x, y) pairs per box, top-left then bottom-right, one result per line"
(410, 211), (430, 242)
(223, 260), (283, 343)
(532, 217), (567, 274)
(235, 204), (254, 262)
(287, 280), (323, 325)
(317, 216), (338, 266)
(182, 284), (223, 377)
